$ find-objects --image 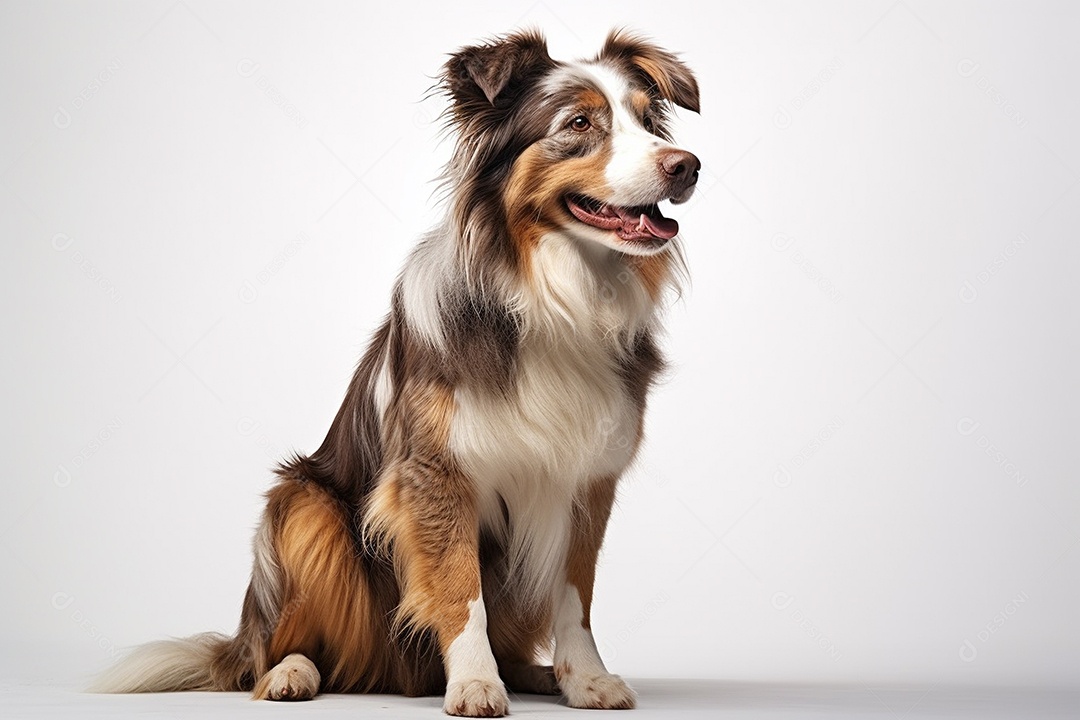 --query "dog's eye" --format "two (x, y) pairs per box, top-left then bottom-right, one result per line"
(643, 116), (655, 133)
(569, 115), (591, 132)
